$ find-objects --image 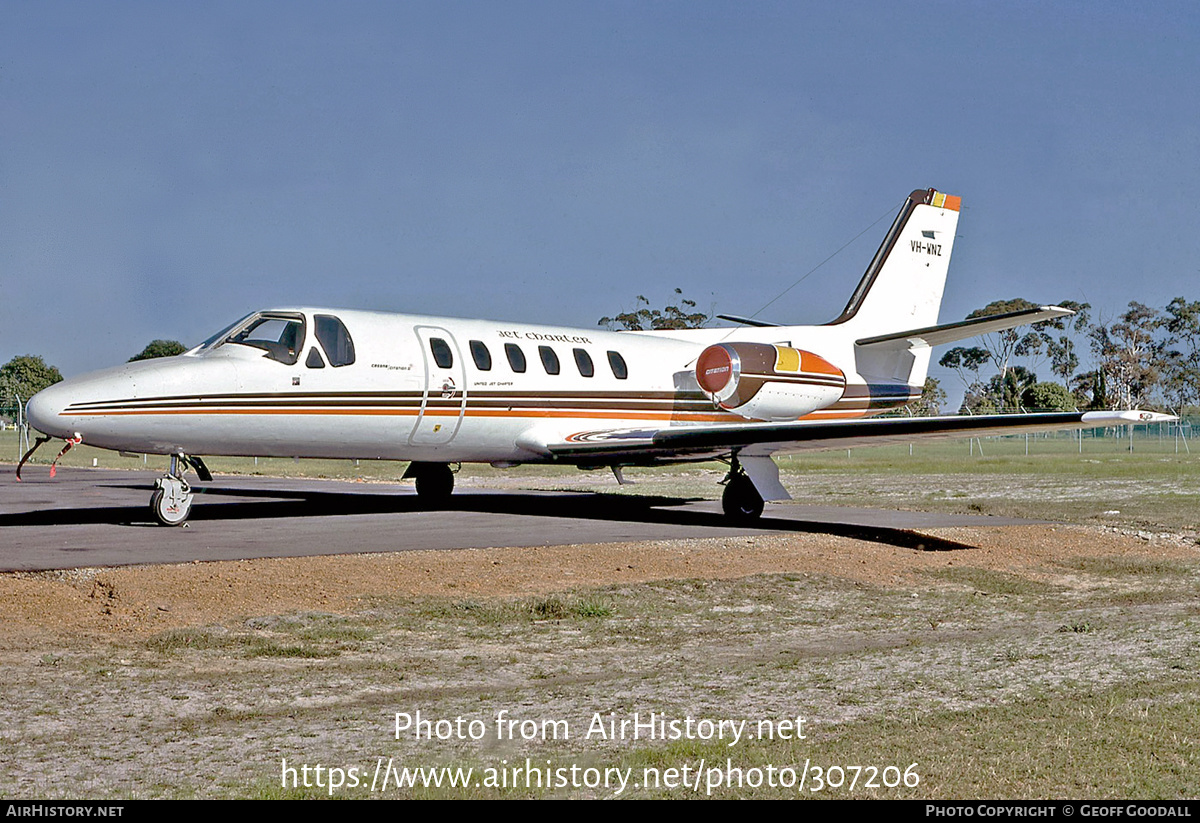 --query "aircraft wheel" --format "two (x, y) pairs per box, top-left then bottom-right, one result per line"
(414, 463), (455, 505)
(722, 475), (764, 523)
(150, 483), (193, 526)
